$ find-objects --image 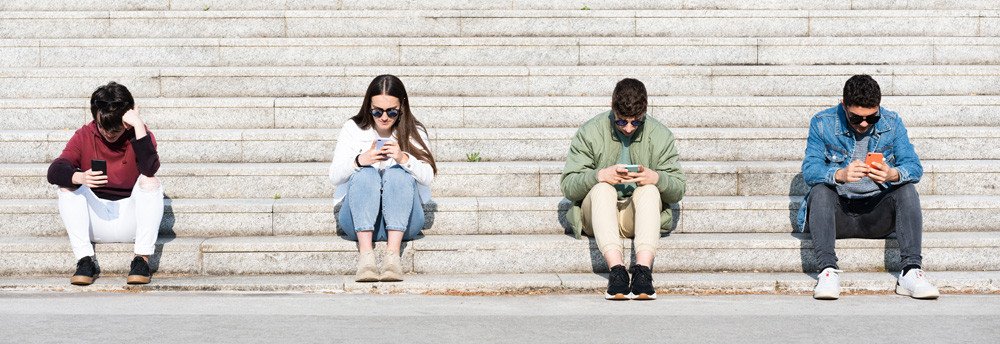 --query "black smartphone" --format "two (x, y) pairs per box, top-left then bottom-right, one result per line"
(91, 159), (107, 175)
